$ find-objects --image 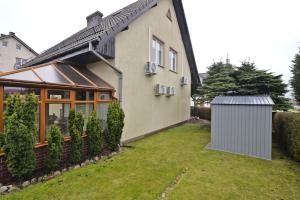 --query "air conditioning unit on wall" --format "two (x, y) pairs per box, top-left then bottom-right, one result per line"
(145, 62), (157, 75)
(180, 76), (188, 86)
(154, 84), (166, 96)
(166, 86), (176, 97)
(171, 86), (176, 96)
(166, 86), (172, 96)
